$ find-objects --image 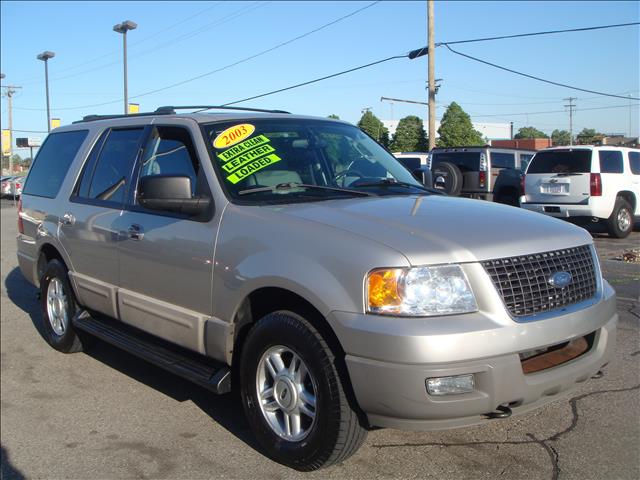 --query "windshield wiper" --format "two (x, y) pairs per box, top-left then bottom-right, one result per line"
(238, 182), (376, 197)
(352, 178), (434, 192)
